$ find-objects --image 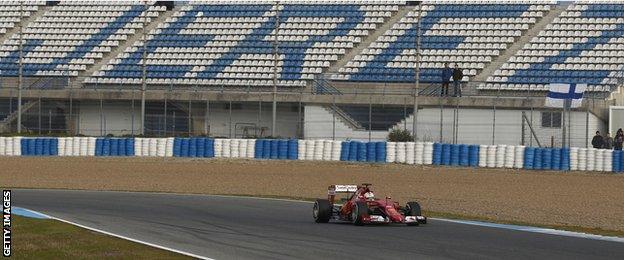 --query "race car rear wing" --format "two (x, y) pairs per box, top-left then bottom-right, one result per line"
(327, 185), (358, 204)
